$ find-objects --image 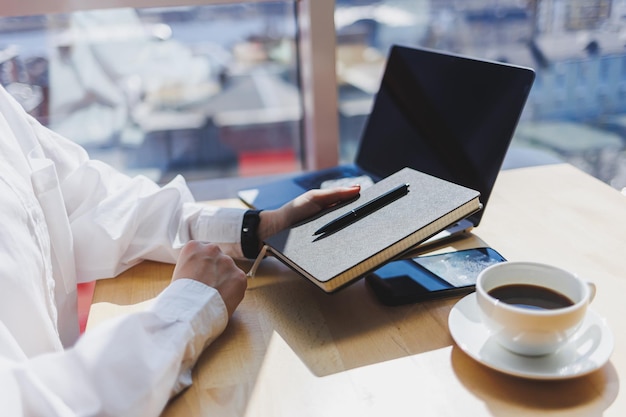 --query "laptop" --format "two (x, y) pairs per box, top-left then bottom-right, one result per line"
(238, 45), (535, 241)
